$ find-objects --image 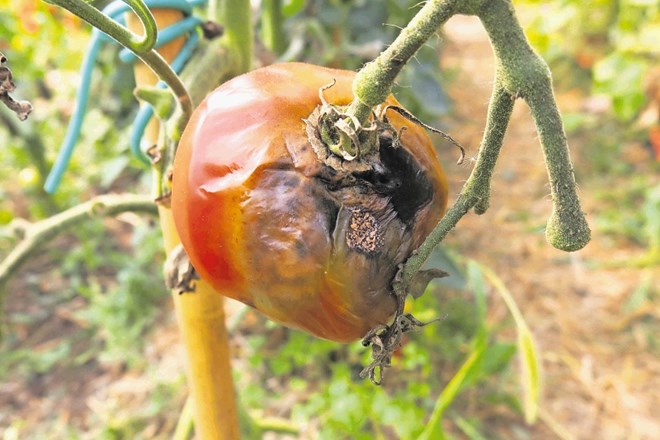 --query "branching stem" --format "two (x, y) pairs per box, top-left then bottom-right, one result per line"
(0, 194), (157, 315)
(357, 0), (592, 299)
(475, 0), (590, 251)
